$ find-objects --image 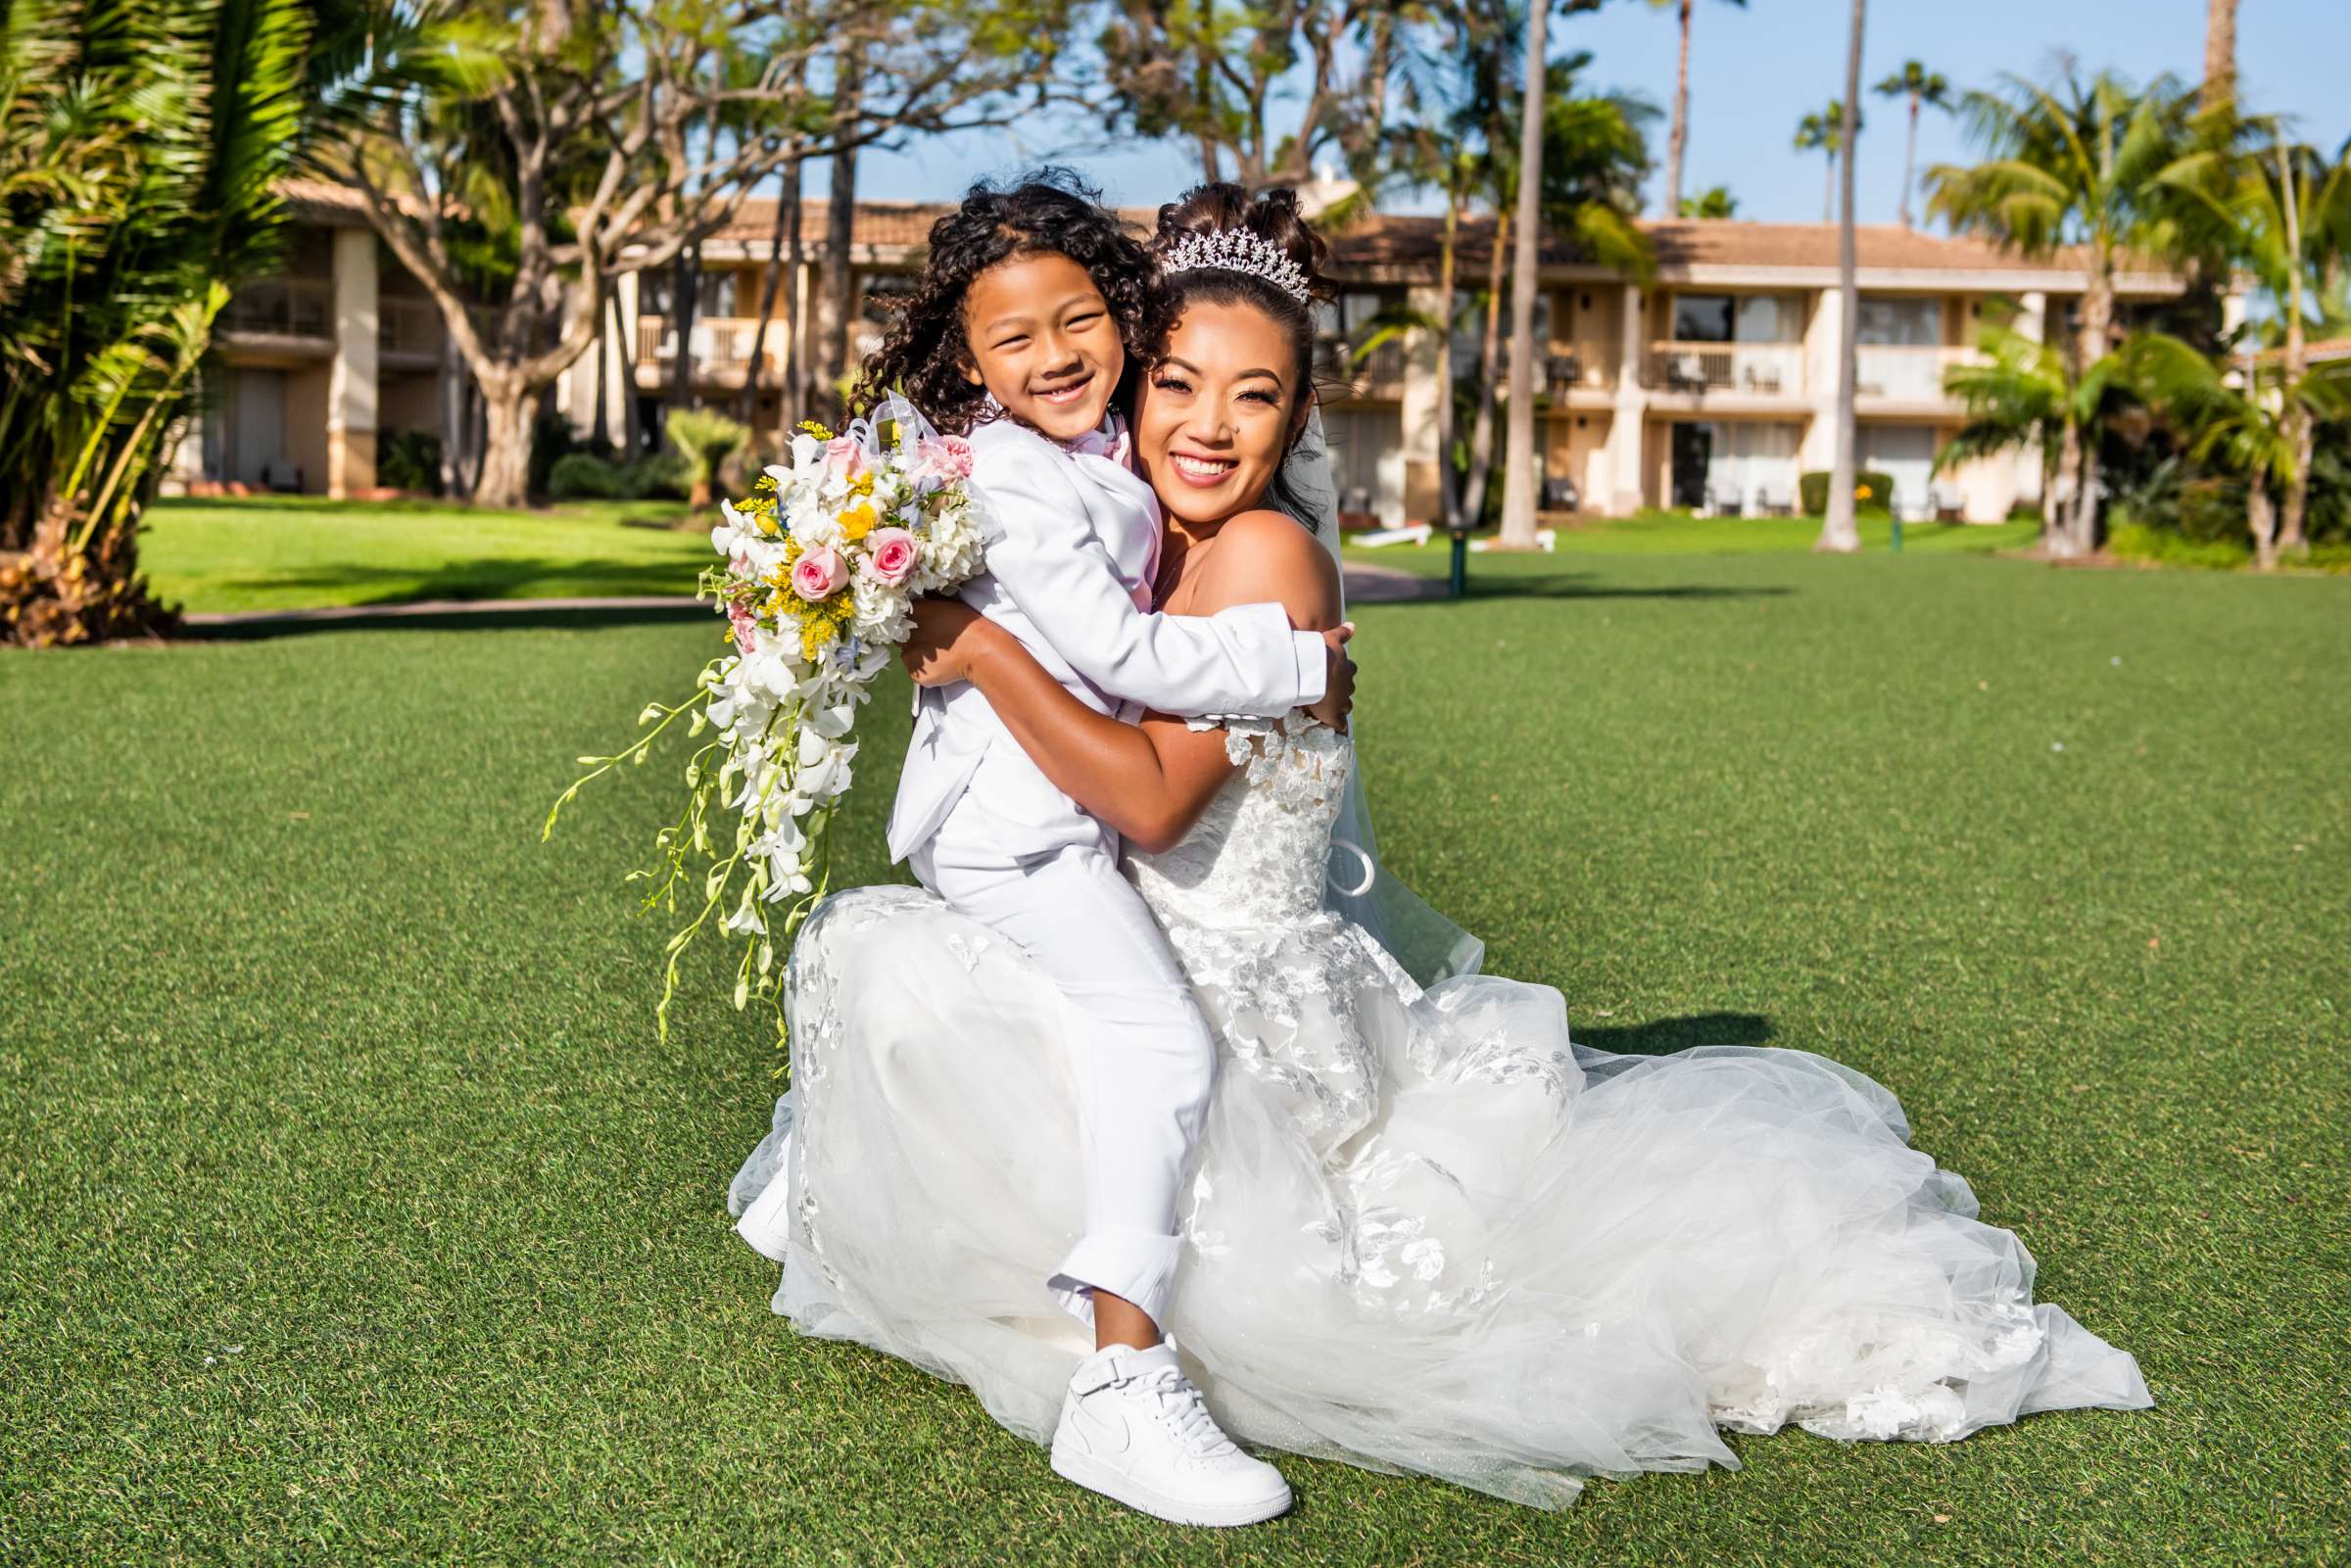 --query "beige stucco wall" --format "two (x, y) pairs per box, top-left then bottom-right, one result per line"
(284, 361), (332, 494)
